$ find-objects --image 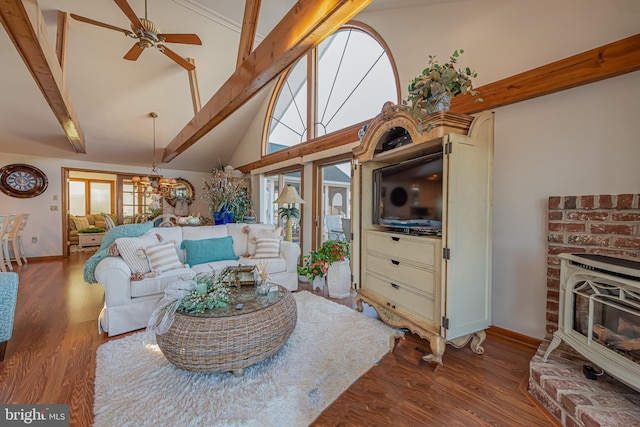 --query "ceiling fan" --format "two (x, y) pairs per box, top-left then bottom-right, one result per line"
(70, 0), (201, 71)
